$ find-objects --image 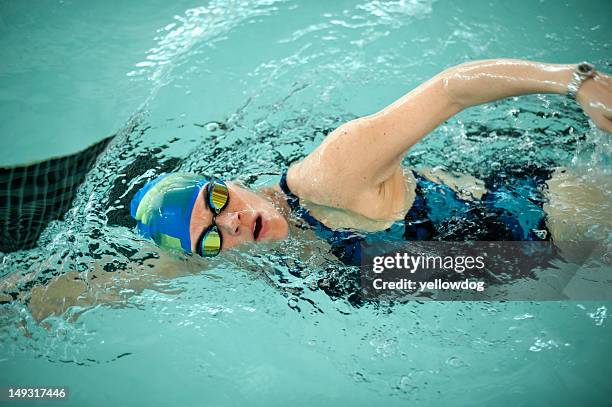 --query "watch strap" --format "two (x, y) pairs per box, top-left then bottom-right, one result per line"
(567, 62), (595, 99)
